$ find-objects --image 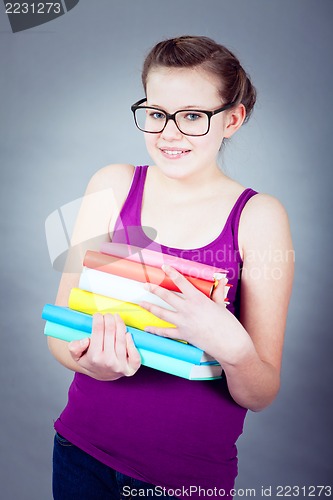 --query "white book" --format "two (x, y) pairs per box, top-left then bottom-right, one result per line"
(79, 267), (178, 311)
